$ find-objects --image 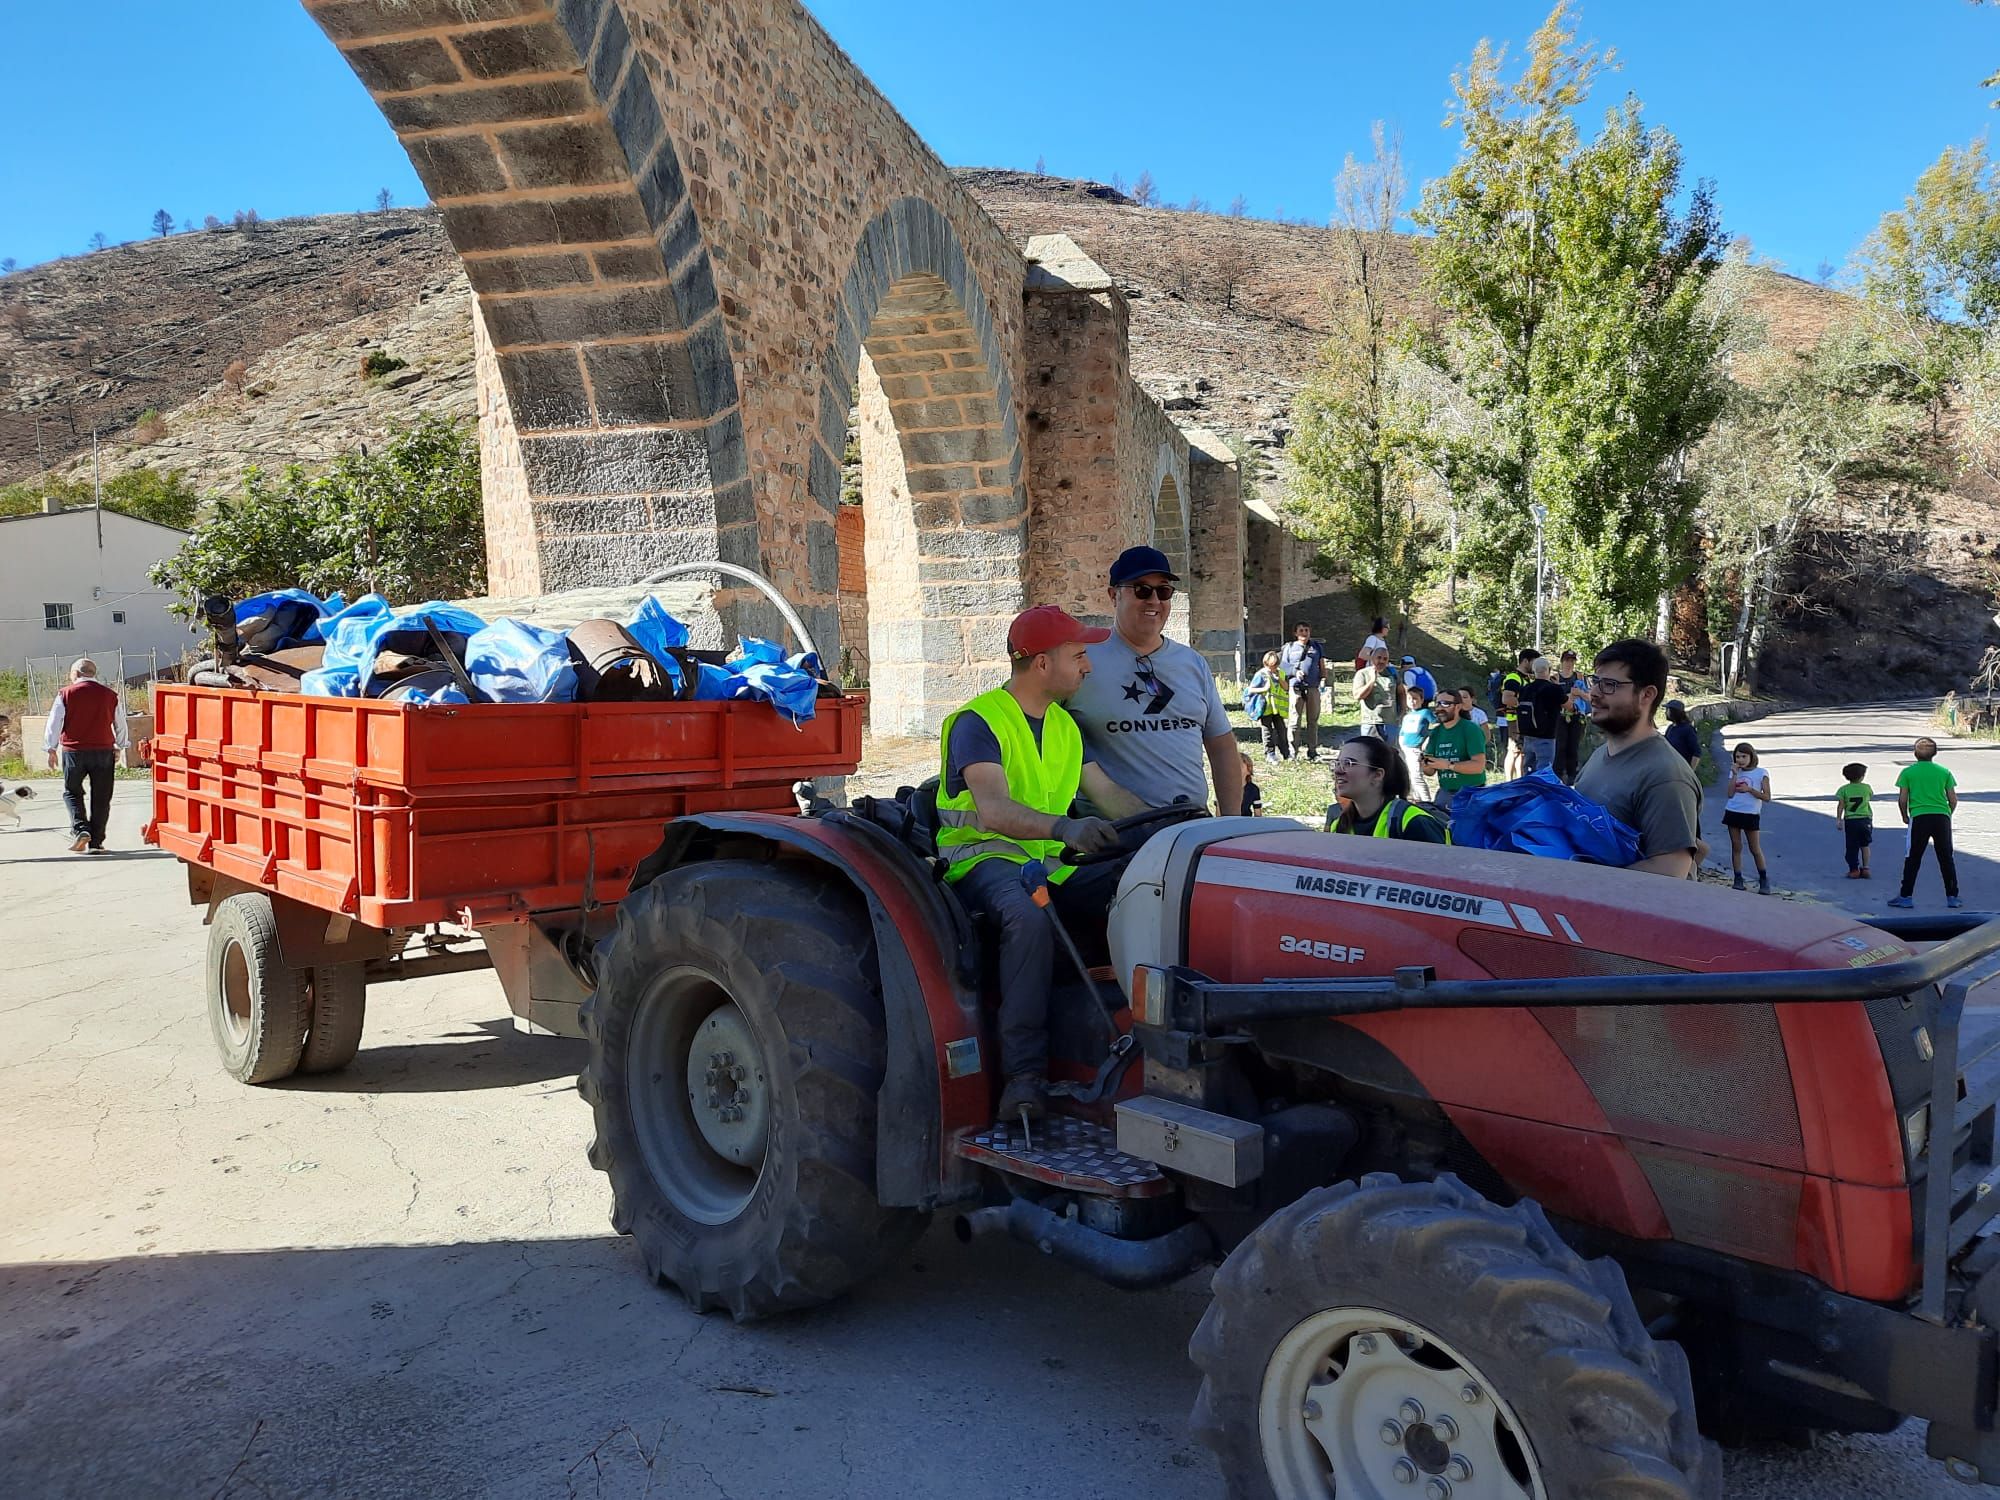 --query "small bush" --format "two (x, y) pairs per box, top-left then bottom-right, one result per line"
(222, 359), (249, 394)
(359, 348), (407, 380)
(133, 409), (168, 444)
